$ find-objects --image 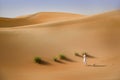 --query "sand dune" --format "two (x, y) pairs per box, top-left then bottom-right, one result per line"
(0, 10), (120, 80)
(36, 10), (120, 28)
(0, 12), (84, 27)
